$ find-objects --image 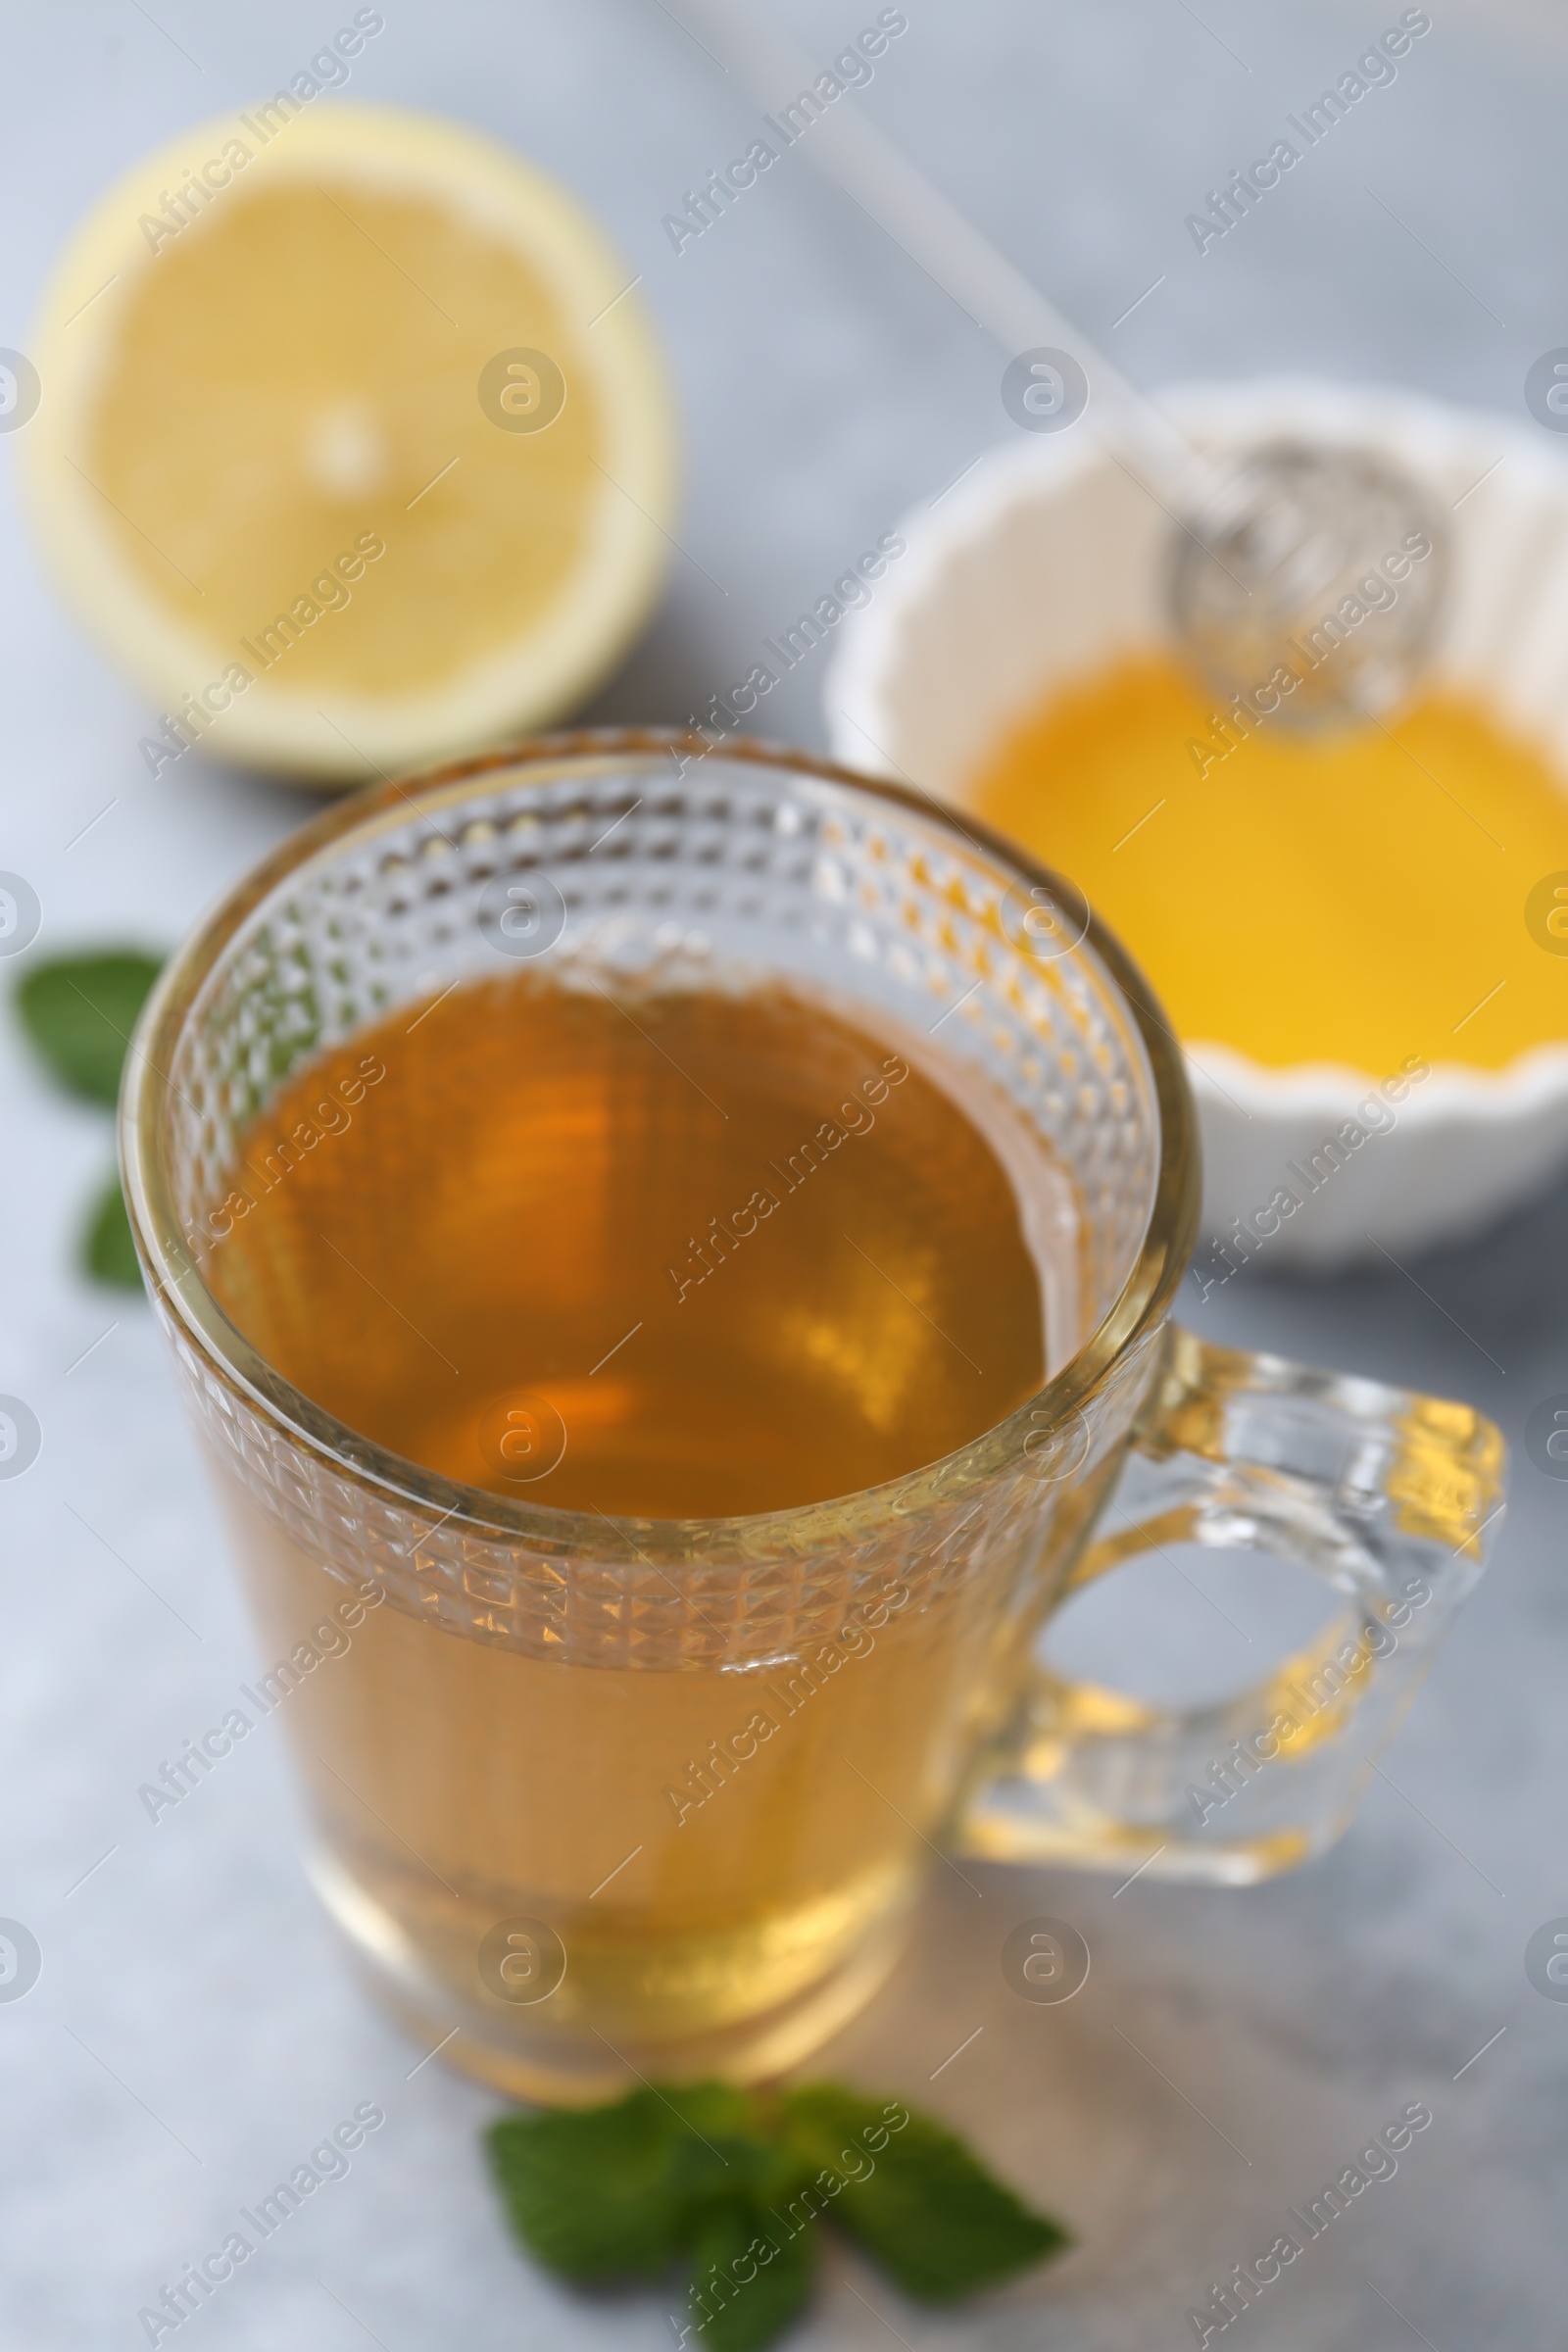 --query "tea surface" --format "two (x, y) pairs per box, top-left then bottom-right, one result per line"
(206, 972), (1053, 1516)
